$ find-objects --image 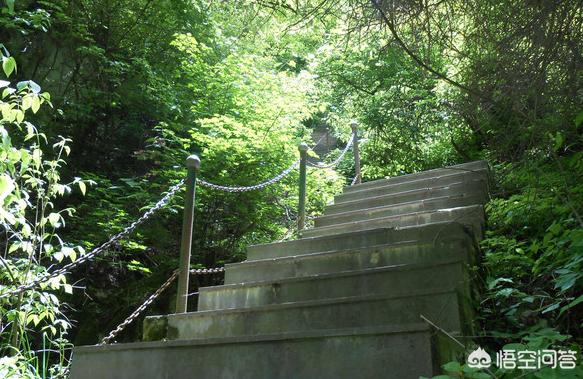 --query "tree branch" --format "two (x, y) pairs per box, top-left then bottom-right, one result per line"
(370, 0), (480, 98)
